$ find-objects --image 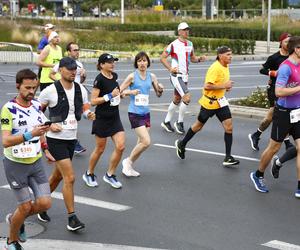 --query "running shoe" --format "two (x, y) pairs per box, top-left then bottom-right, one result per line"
(250, 172), (269, 193)
(122, 158), (140, 177)
(175, 139), (185, 160)
(67, 214), (85, 231)
(248, 133), (260, 151)
(5, 214), (26, 242)
(82, 171), (98, 187)
(74, 141), (86, 154)
(161, 121), (175, 133)
(174, 121), (185, 134)
(271, 155), (281, 179)
(4, 239), (23, 250)
(223, 155), (240, 166)
(103, 173), (122, 189)
(37, 211), (51, 222)
(295, 190), (300, 198)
